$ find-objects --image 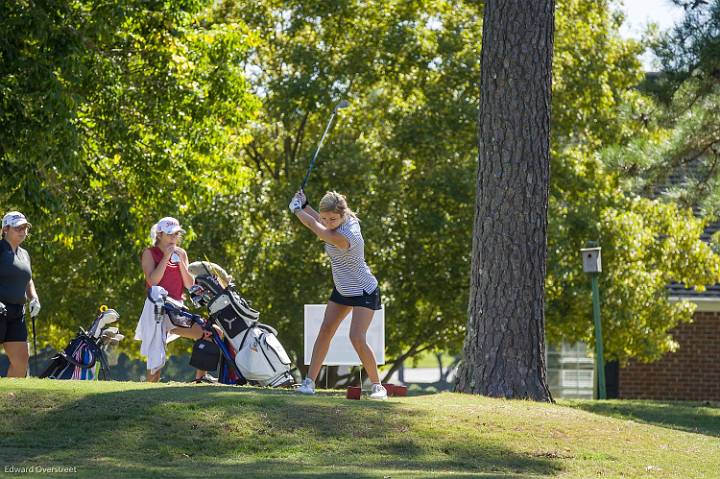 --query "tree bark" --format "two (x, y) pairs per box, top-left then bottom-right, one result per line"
(455, 0), (555, 401)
